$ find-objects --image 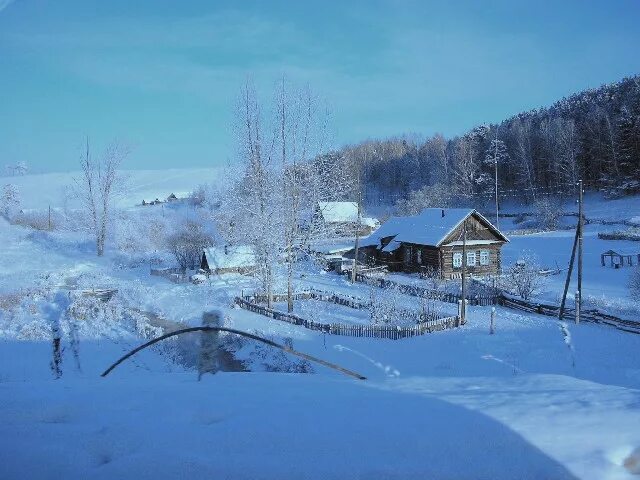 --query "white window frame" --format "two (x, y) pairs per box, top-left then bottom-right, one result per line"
(480, 250), (490, 266)
(467, 252), (476, 267)
(453, 252), (462, 268)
